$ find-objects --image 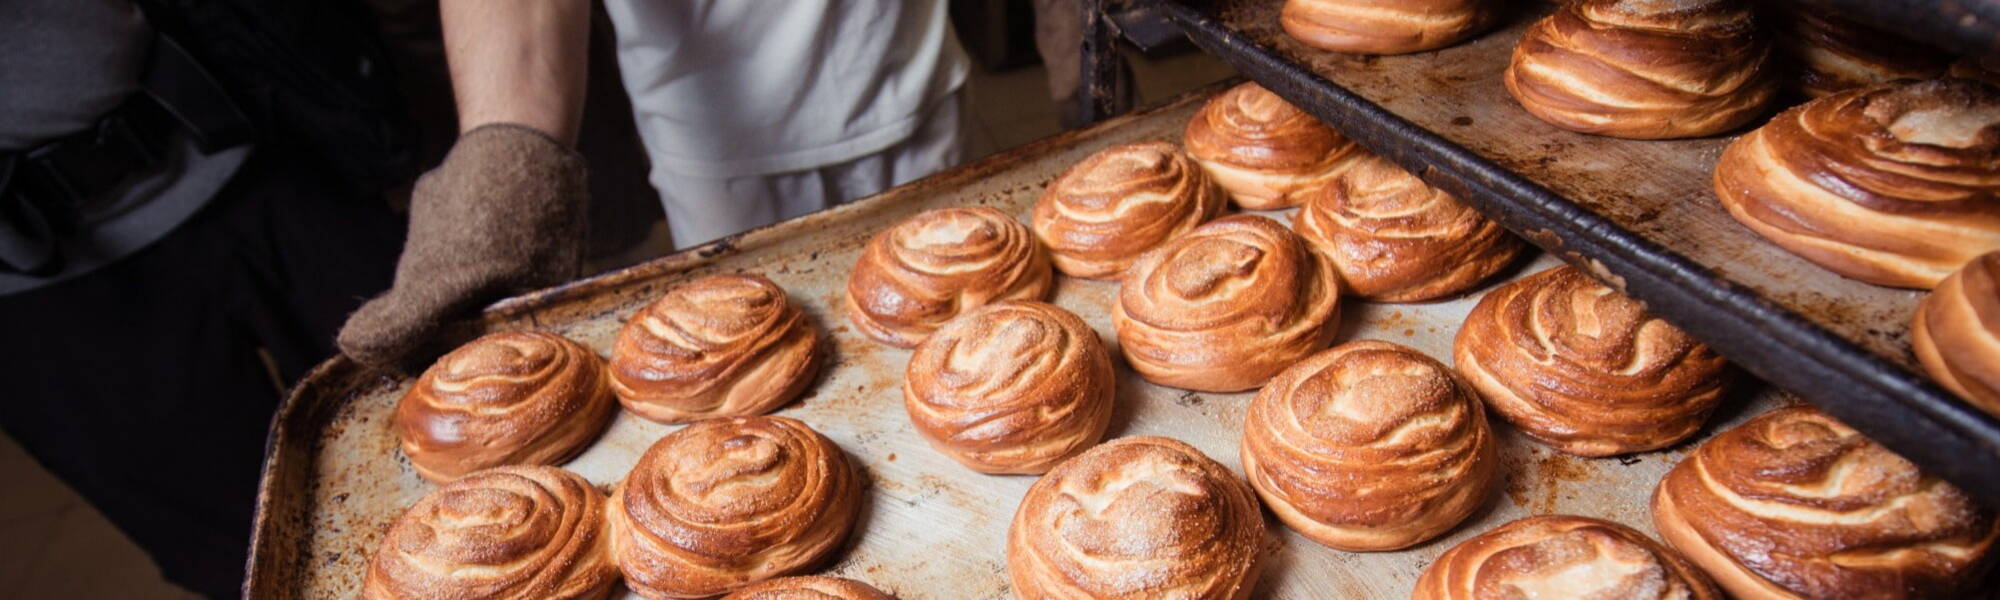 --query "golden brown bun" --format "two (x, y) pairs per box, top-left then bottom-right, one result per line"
(1007, 436), (1265, 599)
(1032, 141), (1226, 279)
(721, 576), (896, 600)
(1293, 154), (1524, 302)
(1279, 0), (1495, 55)
(1184, 82), (1364, 210)
(1453, 265), (1730, 456)
(1241, 340), (1496, 551)
(1912, 252), (2000, 418)
(1504, 0), (1777, 139)
(361, 466), (618, 600)
(844, 206), (1053, 348)
(611, 416), (861, 599)
(1951, 56), (2000, 87)
(608, 274), (821, 424)
(903, 301), (1114, 474)
(395, 331), (617, 482)
(1652, 406), (2000, 599)
(1412, 515), (1721, 600)
(1768, 4), (1952, 98)
(1714, 78), (2000, 288)
(1113, 214), (1341, 392)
